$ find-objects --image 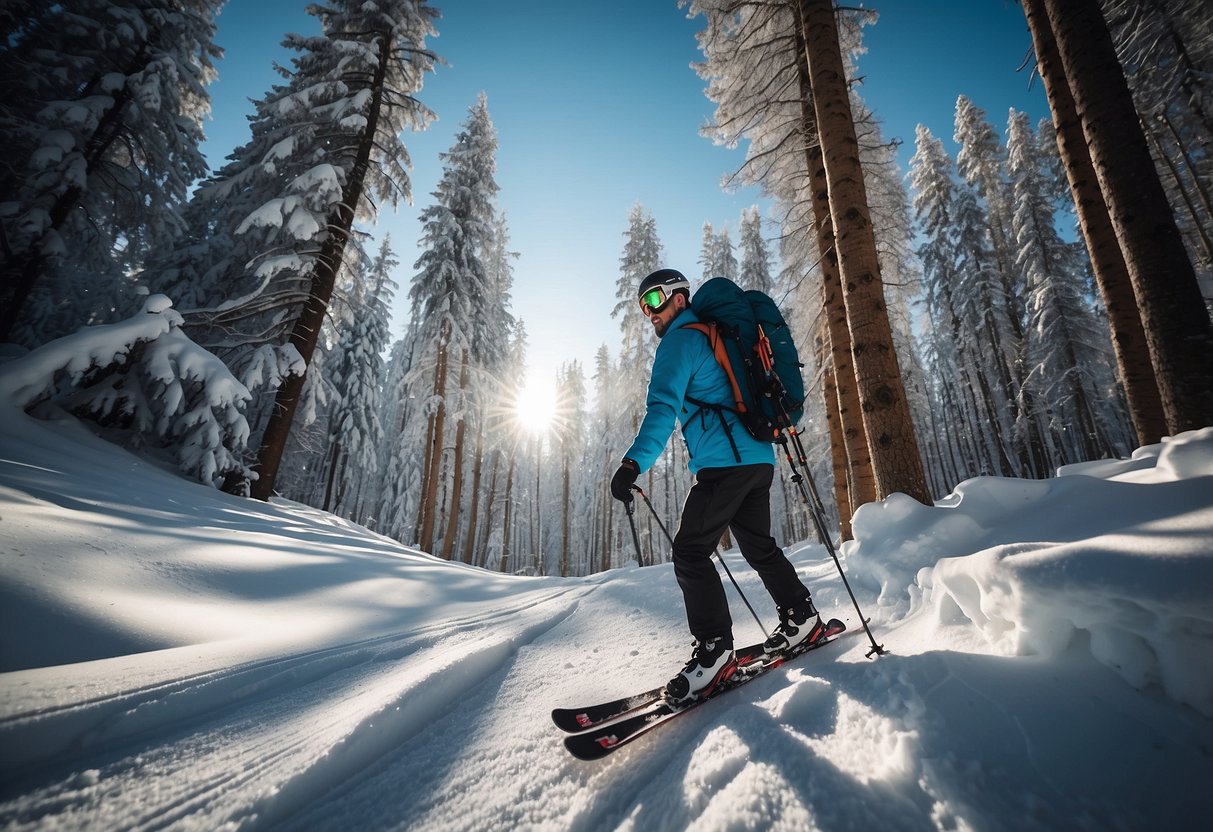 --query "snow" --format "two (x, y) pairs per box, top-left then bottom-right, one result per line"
(0, 295), (181, 409)
(1, 410), (1210, 830)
